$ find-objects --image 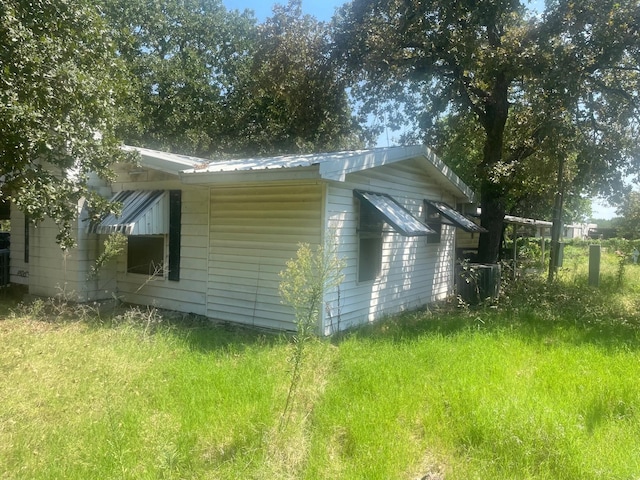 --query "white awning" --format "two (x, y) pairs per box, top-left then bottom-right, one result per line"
(425, 200), (487, 233)
(354, 190), (434, 236)
(90, 190), (169, 235)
